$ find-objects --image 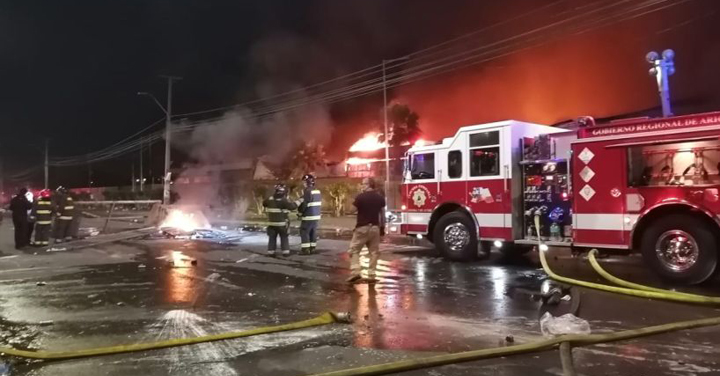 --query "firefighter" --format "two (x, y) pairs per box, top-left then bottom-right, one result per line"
(296, 174), (322, 255)
(68, 193), (82, 239)
(263, 184), (297, 256)
(9, 188), (32, 249)
(25, 190), (35, 245)
(32, 189), (53, 247)
(53, 186), (74, 243)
